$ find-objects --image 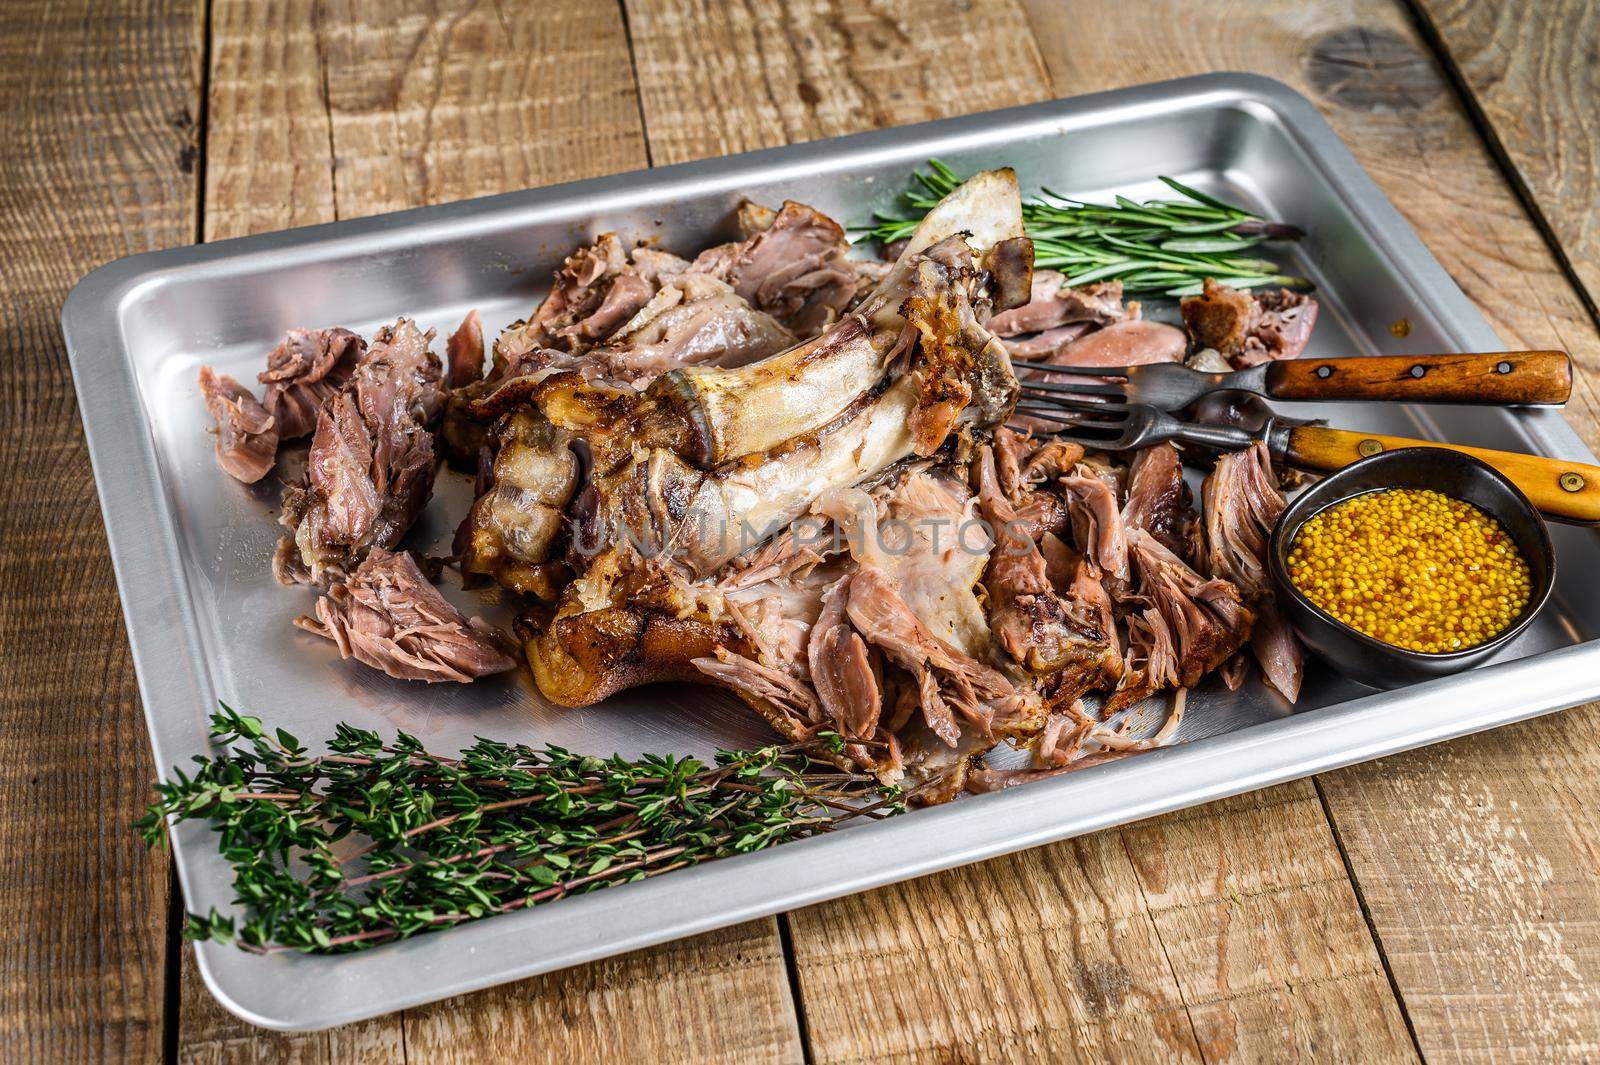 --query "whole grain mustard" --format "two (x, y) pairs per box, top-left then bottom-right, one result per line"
(1286, 487), (1531, 653)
